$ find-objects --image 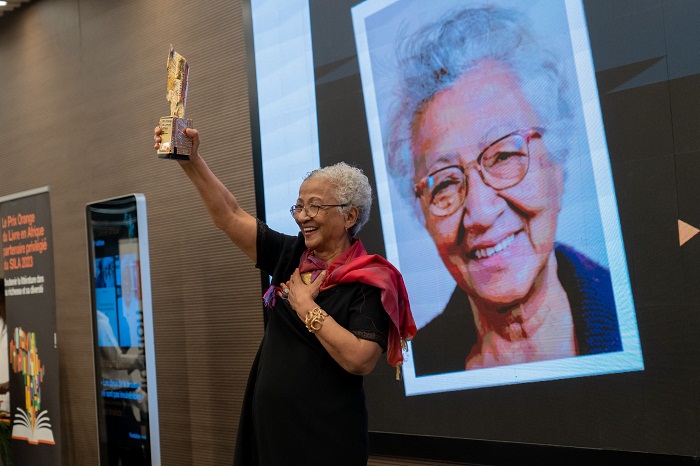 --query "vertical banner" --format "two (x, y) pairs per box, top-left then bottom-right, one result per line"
(0, 187), (61, 465)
